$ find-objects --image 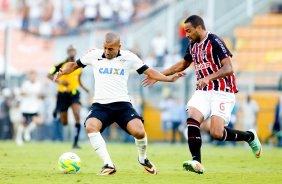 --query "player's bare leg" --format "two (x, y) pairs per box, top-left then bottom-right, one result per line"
(127, 119), (157, 175)
(86, 118), (116, 175)
(60, 111), (68, 126)
(210, 115), (261, 158)
(71, 103), (82, 149)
